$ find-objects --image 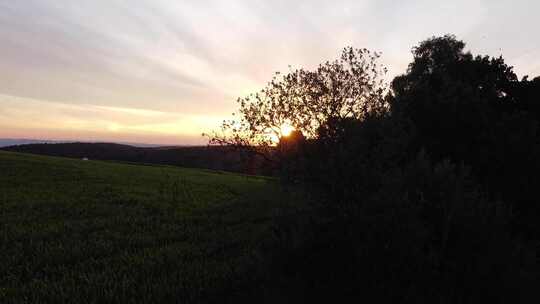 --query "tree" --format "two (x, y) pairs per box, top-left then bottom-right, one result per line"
(205, 47), (388, 162)
(390, 35), (519, 163)
(390, 35), (540, 236)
